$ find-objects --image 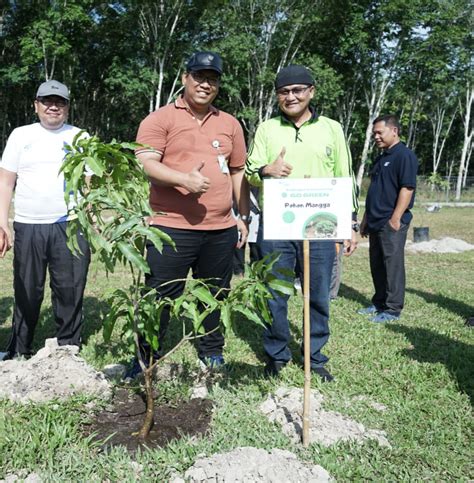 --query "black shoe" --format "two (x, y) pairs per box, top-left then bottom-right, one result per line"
(311, 366), (334, 382)
(264, 360), (288, 378)
(2, 351), (31, 361)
